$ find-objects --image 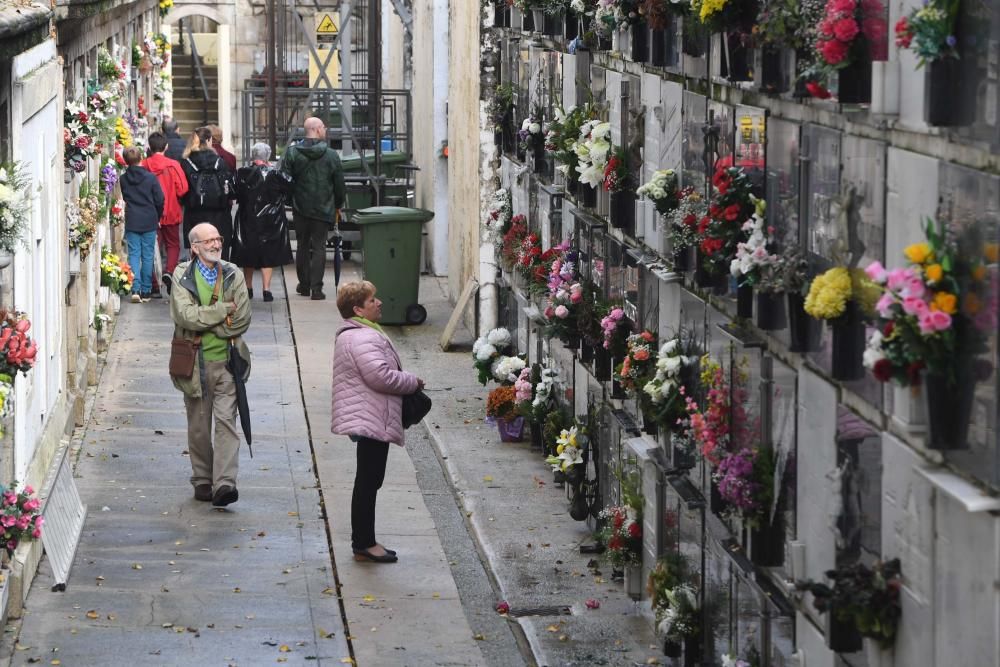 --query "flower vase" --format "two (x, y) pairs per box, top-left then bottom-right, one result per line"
(672, 441), (694, 469)
(787, 293), (821, 352)
(826, 609), (863, 653)
(529, 421), (543, 451)
(710, 479), (729, 515)
(609, 191), (636, 235)
(594, 347), (612, 381)
(532, 141), (546, 174)
(569, 482), (589, 520)
(923, 365), (975, 451)
(924, 57), (974, 127)
(563, 13), (579, 41)
(576, 181), (597, 209)
(611, 377), (628, 400)
(663, 638), (682, 657)
(649, 28), (666, 66)
(497, 416), (525, 442)
(531, 9), (544, 32)
(755, 291), (787, 331)
(891, 384), (926, 434)
(0, 252), (13, 270)
(642, 413), (658, 437)
(760, 47), (788, 93)
(736, 284), (753, 319)
(836, 52), (872, 105)
(863, 638), (894, 667)
(494, 0), (509, 28)
(623, 564), (643, 601)
(749, 515), (785, 567)
(683, 635), (703, 667)
(682, 19), (708, 57)
(629, 23), (648, 63)
(579, 340), (594, 364)
(521, 7), (534, 31)
(831, 302), (866, 381)
(672, 245), (695, 272)
(544, 11), (562, 37)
